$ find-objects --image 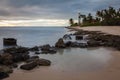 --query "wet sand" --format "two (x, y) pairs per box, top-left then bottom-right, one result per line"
(5, 26), (120, 80)
(5, 49), (120, 80)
